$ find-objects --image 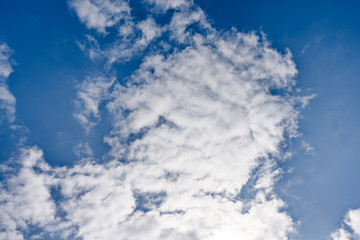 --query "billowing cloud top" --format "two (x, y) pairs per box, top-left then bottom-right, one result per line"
(2, 0), (352, 240)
